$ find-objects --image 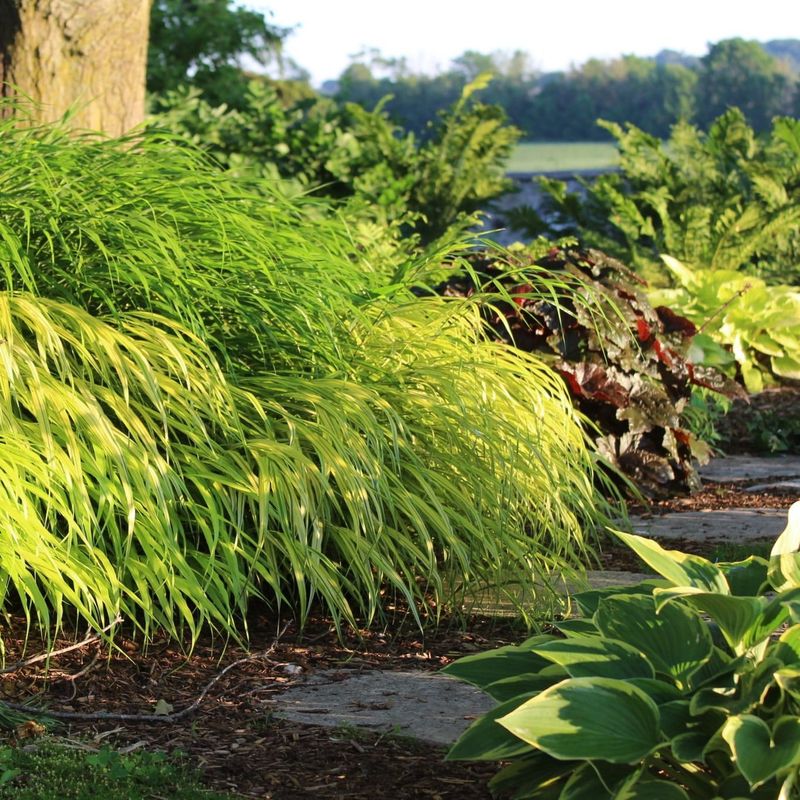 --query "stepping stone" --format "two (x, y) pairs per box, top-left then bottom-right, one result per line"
(585, 570), (655, 588)
(628, 508), (787, 542)
(745, 480), (800, 494)
(270, 670), (494, 746)
(699, 455), (800, 483)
